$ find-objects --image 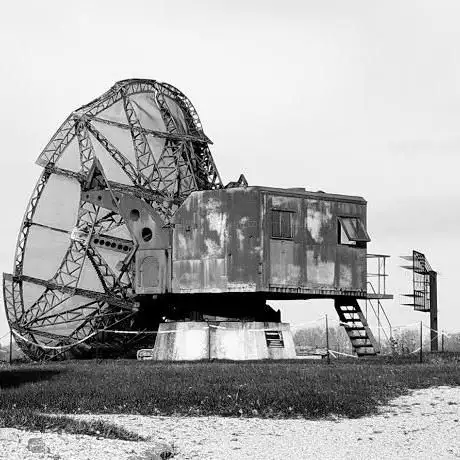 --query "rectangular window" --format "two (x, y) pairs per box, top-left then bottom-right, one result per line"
(272, 210), (293, 239)
(338, 217), (370, 245)
(265, 331), (285, 348)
